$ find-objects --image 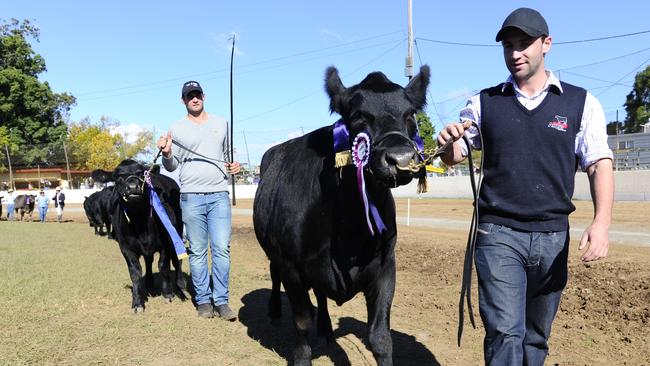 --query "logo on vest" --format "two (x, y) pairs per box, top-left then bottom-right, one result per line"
(548, 115), (568, 132)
